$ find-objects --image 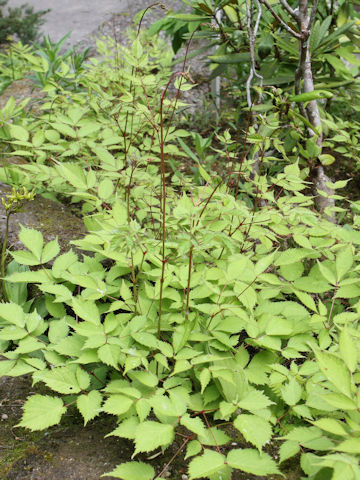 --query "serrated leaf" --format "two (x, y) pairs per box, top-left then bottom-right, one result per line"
(77, 390), (102, 425)
(334, 438), (360, 454)
(102, 394), (133, 416)
(98, 178), (114, 200)
(11, 250), (41, 266)
(188, 449), (226, 479)
(275, 249), (310, 266)
(129, 370), (158, 388)
(17, 395), (66, 431)
(19, 226), (43, 259)
(132, 332), (158, 349)
(227, 449), (280, 475)
(317, 261), (337, 285)
(312, 418), (347, 436)
(106, 416), (139, 439)
(234, 414), (272, 450)
(199, 368), (211, 394)
(255, 252), (275, 276)
(0, 302), (25, 327)
(339, 327), (358, 373)
(52, 249), (78, 277)
(336, 246), (353, 281)
(314, 348), (352, 397)
(76, 366), (91, 390)
(185, 440), (202, 460)
(322, 392), (357, 410)
(41, 238), (60, 263)
(198, 427), (231, 446)
(72, 298), (100, 325)
(237, 389), (274, 411)
(134, 421), (174, 454)
(281, 377), (302, 406)
(48, 319), (69, 344)
(0, 325), (27, 340)
(279, 440), (300, 463)
(181, 414), (206, 437)
(98, 344), (122, 369)
(33, 365), (81, 394)
(11, 124), (29, 141)
(104, 462), (154, 480)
